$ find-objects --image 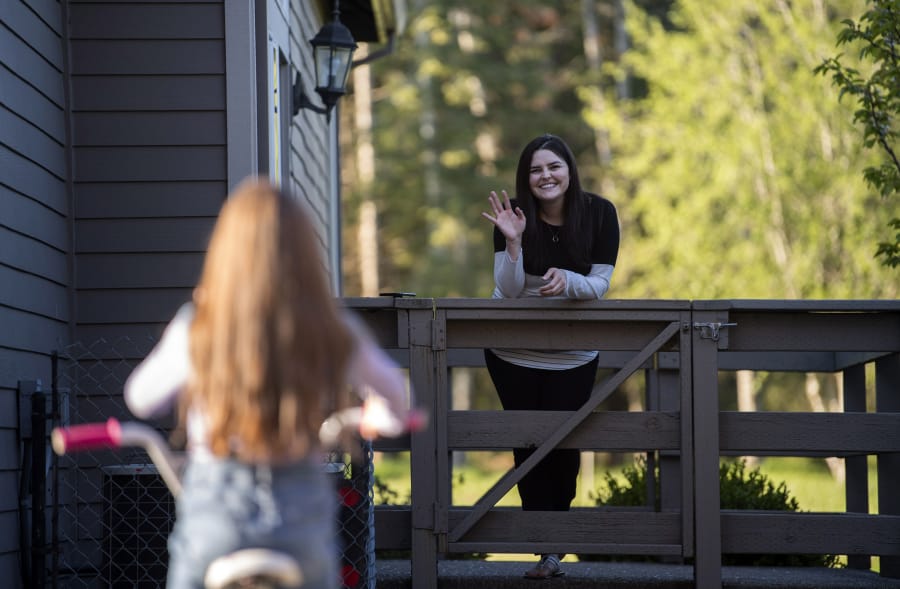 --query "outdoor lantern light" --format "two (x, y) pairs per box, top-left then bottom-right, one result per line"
(293, 0), (357, 120)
